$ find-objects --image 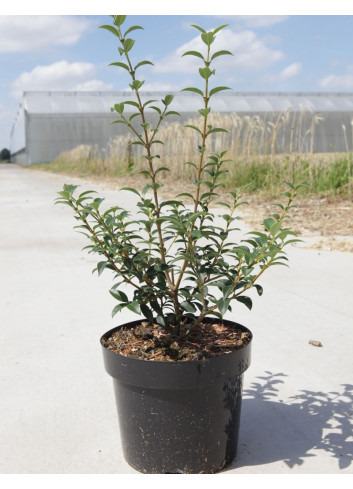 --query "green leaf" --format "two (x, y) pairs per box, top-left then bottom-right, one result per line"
(156, 315), (166, 328)
(184, 124), (202, 135)
(123, 100), (140, 108)
(97, 261), (107, 277)
(198, 108), (211, 117)
(120, 187), (141, 197)
(199, 67), (212, 79)
(212, 24), (229, 35)
(180, 301), (197, 313)
(254, 284), (263, 296)
(114, 103), (124, 114)
(111, 119), (126, 125)
(129, 112), (141, 121)
(123, 38), (135, 52)
(181, 87), (204, 97)
(112, 304), (125, 317)
(124, 25), (143, 36)
(109, 289), (129, 302)
(270, 221), (282, 236)
(127, 301), (141, 314)
(141, 304), (154, 322)
(177, 192), (195, 201)
(209, 86), (231, 97)
(217, 298), (230, 315)
(155, 167), (170, 174)
(109, 61), (130, 71)
(99, 25), (120, 37)
(206, 128), (229, 136)
(149, 105), (161, 114)
(163, 94), (174, 106)
(263, 218), (275, 231)
(235, 296), (253, 310)
(184, 161), (197, 168)
(182, 50), (205, 61)
(114, 15), (126, 26)
(134, 60), (154, 70)
(165, 110), (181, 117)
(190, 24), (206, 33)
(61, 184), (77, 195)
(130, 79), (144, 90)
(201, 32), (214, 46)
(211, 50), (233, 61)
